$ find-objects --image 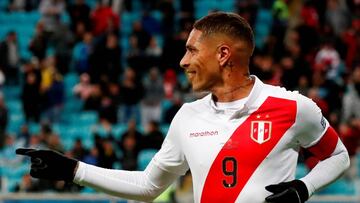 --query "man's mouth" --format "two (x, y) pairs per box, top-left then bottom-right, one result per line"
(186, 70), (196, 79)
